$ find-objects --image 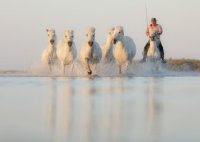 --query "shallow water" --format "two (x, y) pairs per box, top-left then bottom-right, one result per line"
(0, 76), (200, 142)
